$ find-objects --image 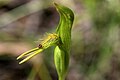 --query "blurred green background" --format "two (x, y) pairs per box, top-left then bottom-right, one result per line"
(0, 0), (120, 80)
